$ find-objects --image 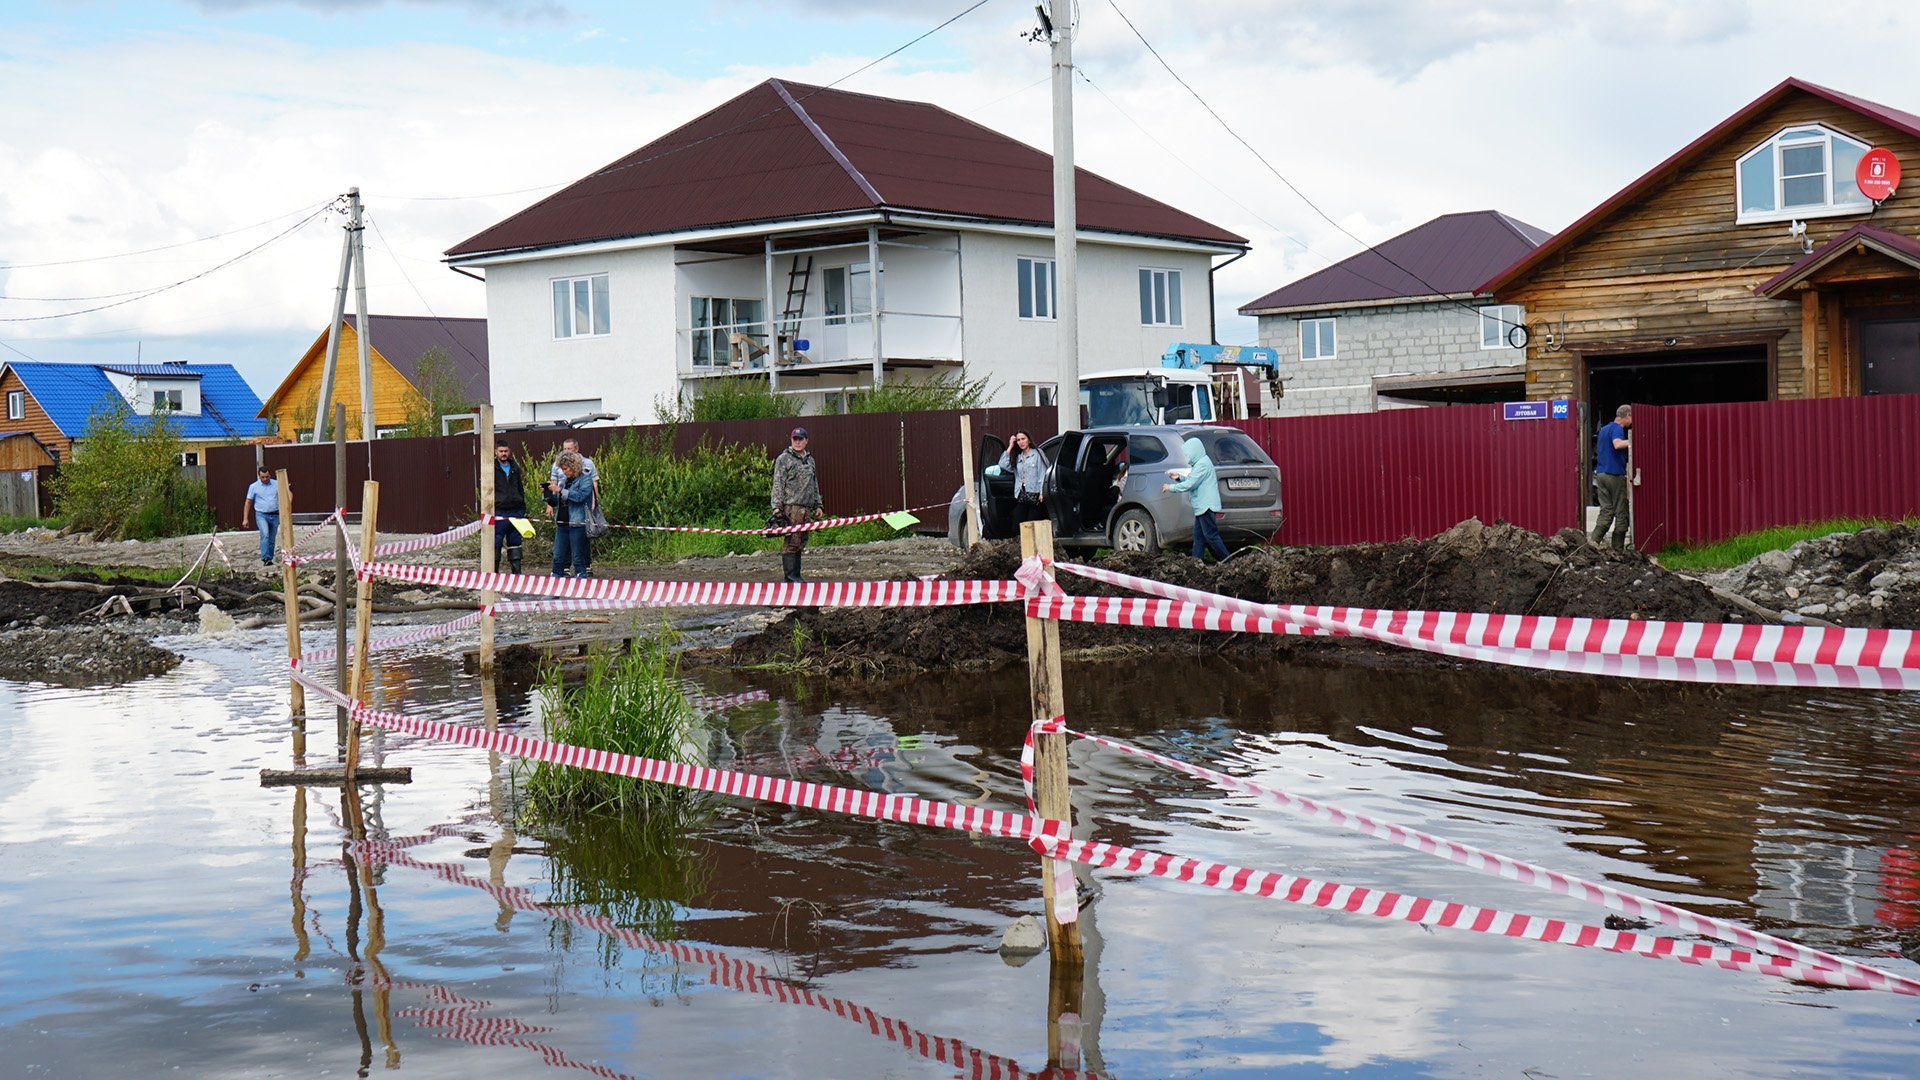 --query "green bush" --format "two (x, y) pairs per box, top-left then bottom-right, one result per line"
(653, 376), (800, 423)
(50, 405), (210, 540)
(843, 372), (992, 414)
